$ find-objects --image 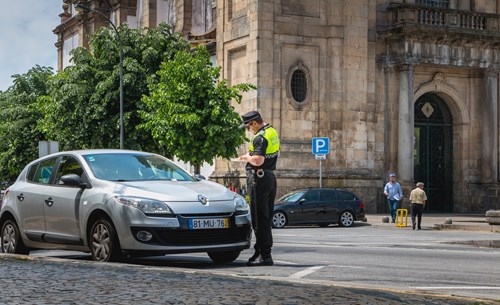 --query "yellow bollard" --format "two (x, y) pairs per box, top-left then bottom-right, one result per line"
(395, 208), (408, 227)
